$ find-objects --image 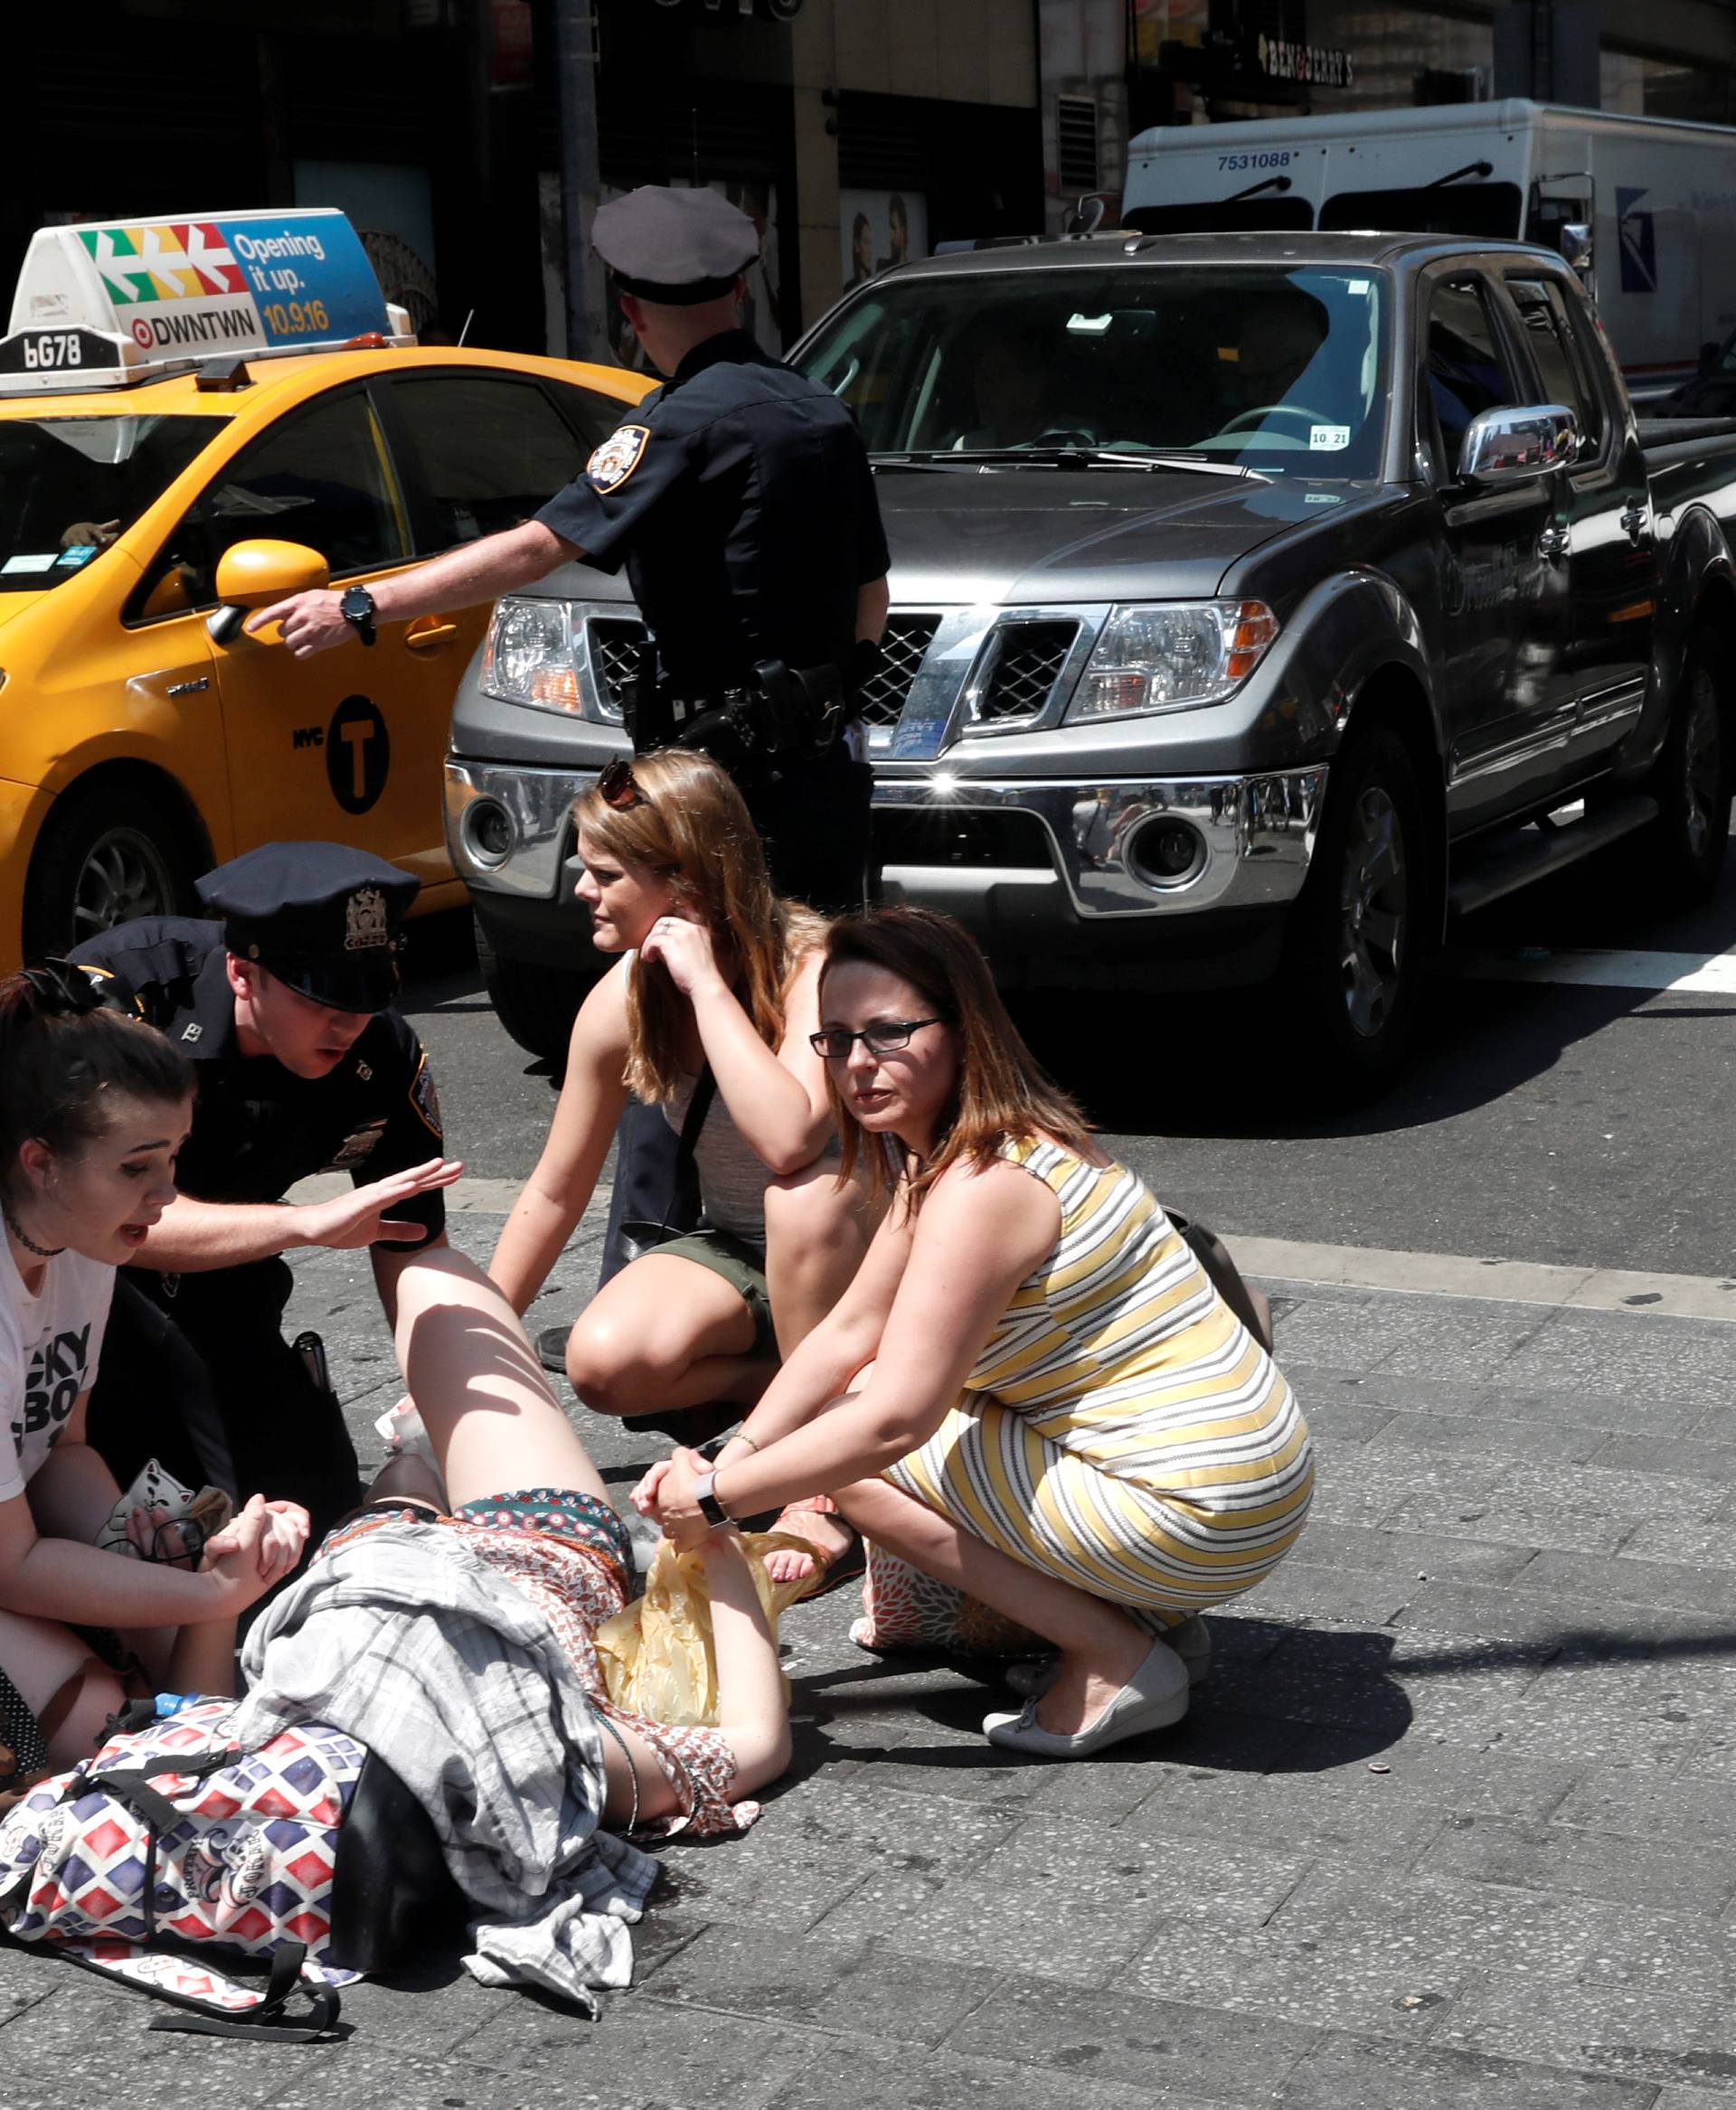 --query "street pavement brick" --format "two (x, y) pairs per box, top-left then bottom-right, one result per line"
(1416, 1812), (1736, 1915)
(1592, 1429), (1736, 1484)
(1520, 1544), (1736, 1615)
(1430, 1970), (1736, 2090)
(641, 1924), (1004, 2045)
(1277, 1864), (1614, 1981)
(15, 1222), (1736, 2105)
(942, 1975), (1320, 2099)
(1127, 1916), (1467, 2039)
(1278, 1519), (1540, 1586)
(1273, 2030), (1663, 2108)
